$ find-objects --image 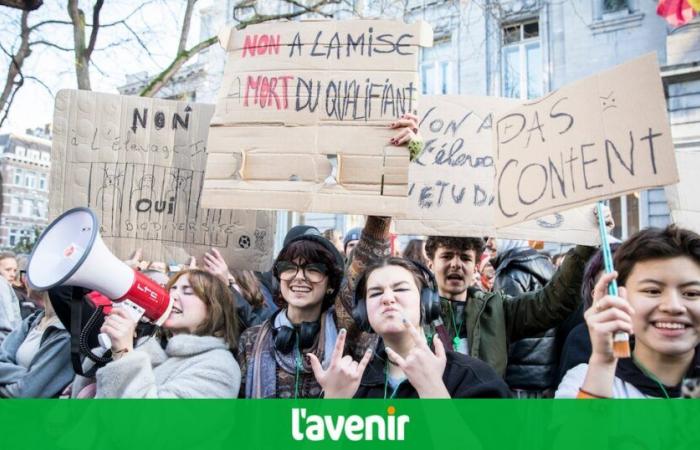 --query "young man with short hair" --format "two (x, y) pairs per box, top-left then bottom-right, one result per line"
(425, 235), (595, 378)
